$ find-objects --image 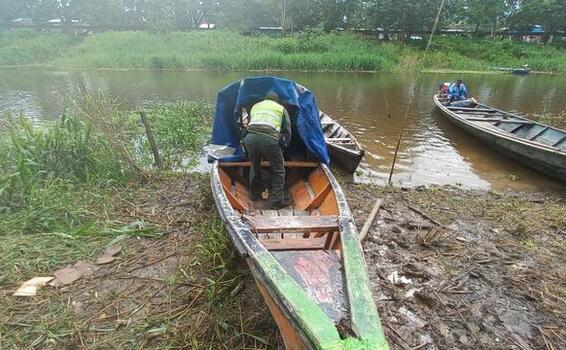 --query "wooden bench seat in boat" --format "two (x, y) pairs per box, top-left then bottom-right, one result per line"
(219, 161), (319, 168)
(243, 215), (339, 233)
